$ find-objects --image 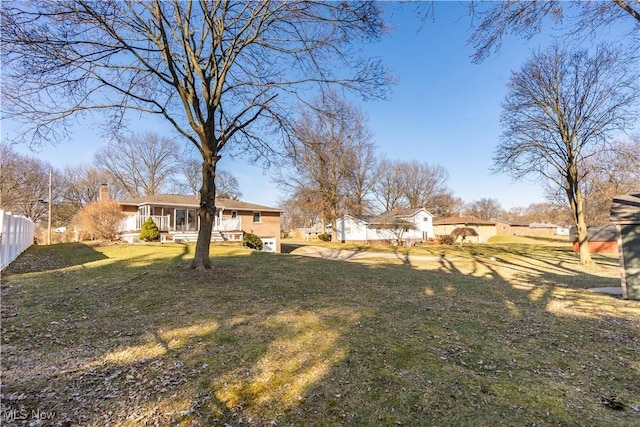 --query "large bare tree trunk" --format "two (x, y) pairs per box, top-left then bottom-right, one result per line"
(330, 203), (339, 243)
(190, 156), (217, 270)
(567, 170), (593, 267)
(574, 185), (593, 267)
